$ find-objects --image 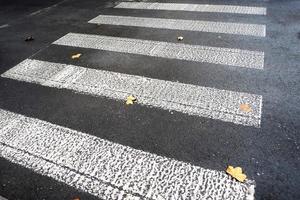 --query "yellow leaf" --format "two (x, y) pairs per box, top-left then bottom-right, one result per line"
(71, 53), (82, 59)
(239, 104), (252, 113)
(126, 95), (136, 105)
(226, 165), (247, 182)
